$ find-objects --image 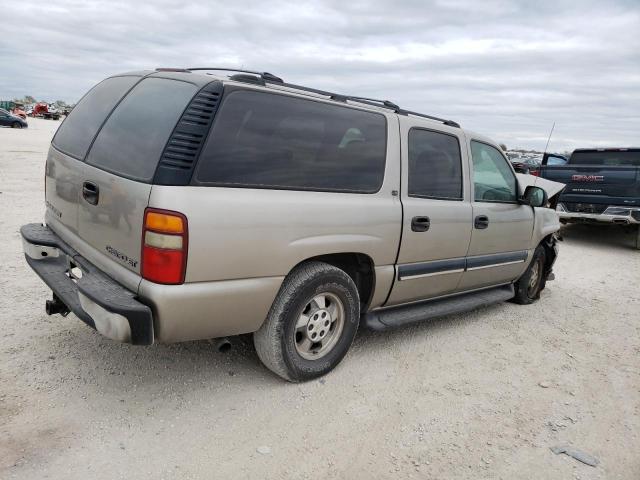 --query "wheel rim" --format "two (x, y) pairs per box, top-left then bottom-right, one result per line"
(294, 292), (345, 360)
(527, 258), (541, 296)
